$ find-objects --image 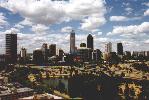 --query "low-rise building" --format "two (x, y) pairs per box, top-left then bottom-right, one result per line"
(0, 54), (6, 65)
(0, 87), (33, 100)
(0, 76), (8, 85)
(77, 47), (92, 62)
(20, 93), (63, 99)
